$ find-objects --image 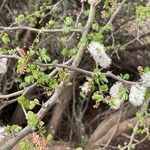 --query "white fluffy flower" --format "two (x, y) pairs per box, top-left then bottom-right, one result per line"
(80, 78), (93, 95)
(0, 126), (6, 141)
(129, 84), (146, 106)
(109, 82), (123, 109)
(88, 41), (111, 68)
(81, 82), (89, 94)
(110, 82), (123, 99)
(141, 72), (150, 87)
(0, 58), (8, 74)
